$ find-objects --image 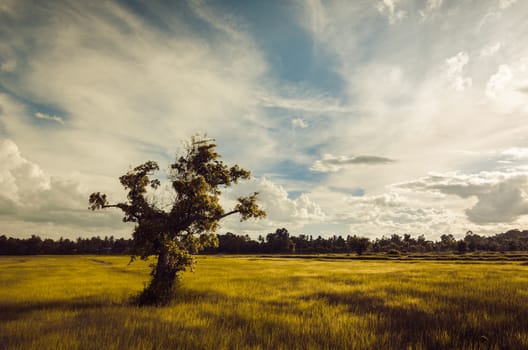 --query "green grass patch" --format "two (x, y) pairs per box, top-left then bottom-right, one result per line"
(1, 255), (527, 349)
